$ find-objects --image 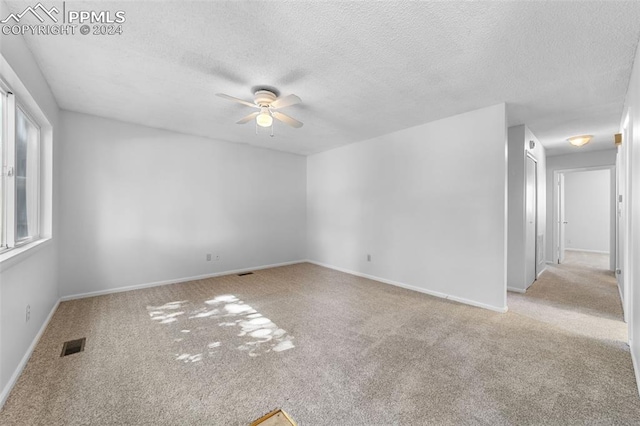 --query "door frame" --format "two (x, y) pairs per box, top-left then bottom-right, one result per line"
(552, 165), (616, 269)
(525, 153), (538, 285)
(558, 173), (566, 264)
(618, 108), (631, 327)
